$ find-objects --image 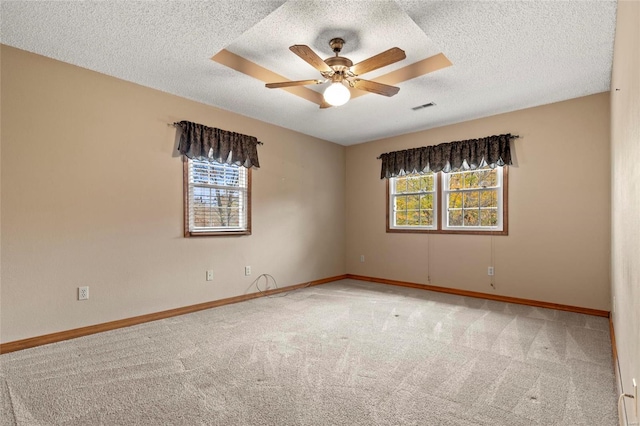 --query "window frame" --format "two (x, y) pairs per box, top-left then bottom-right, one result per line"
(386, 166), (508, 235)
(183, 158), (252, 237)
(387, 173), (439, 231)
